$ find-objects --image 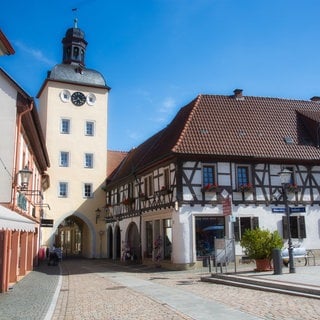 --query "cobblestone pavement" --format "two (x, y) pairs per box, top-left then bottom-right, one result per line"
(0, 261), (60, 320)
(52, 259), (320, 320)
